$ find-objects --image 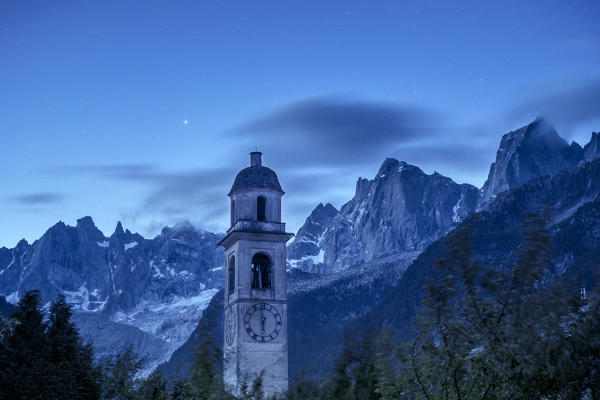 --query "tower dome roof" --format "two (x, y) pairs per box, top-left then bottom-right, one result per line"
(228, 152), (284, 196)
